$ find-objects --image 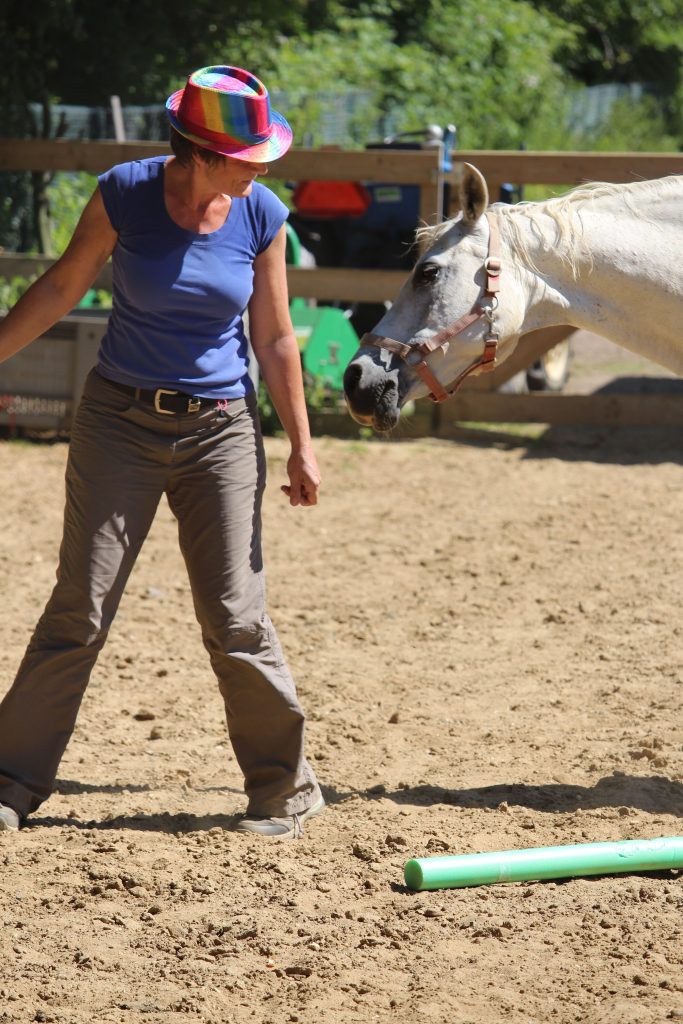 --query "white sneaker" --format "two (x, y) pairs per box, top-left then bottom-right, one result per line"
(0, 803), (20, 831)
(233, 793), (325, 839)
